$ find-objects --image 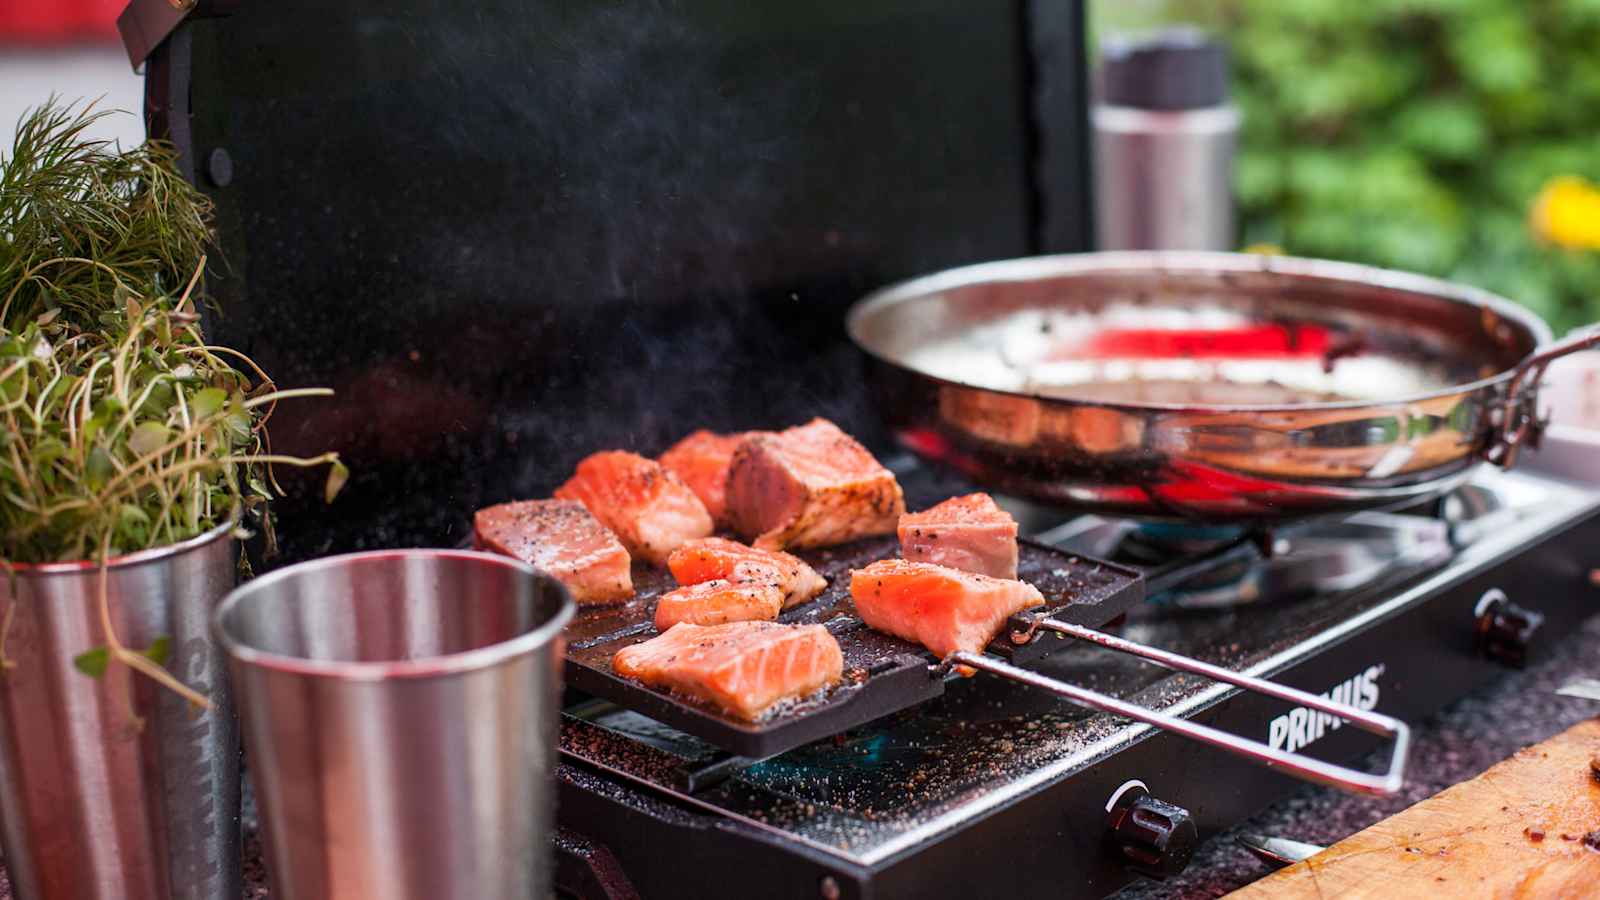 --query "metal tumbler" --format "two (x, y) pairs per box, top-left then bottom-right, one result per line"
(214, 549), (573, 900)
(0, 522), (241, 900)
(1093, 30), (1239, 251)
